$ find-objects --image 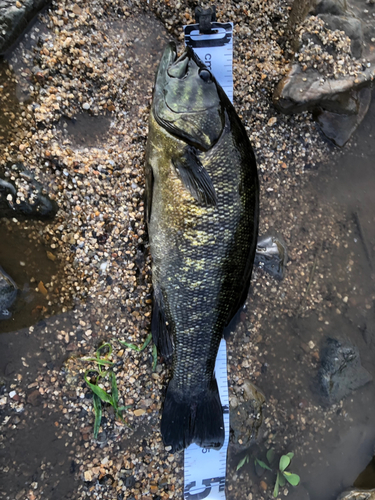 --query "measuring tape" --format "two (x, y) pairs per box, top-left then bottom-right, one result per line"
(183, 18), (233, 500)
